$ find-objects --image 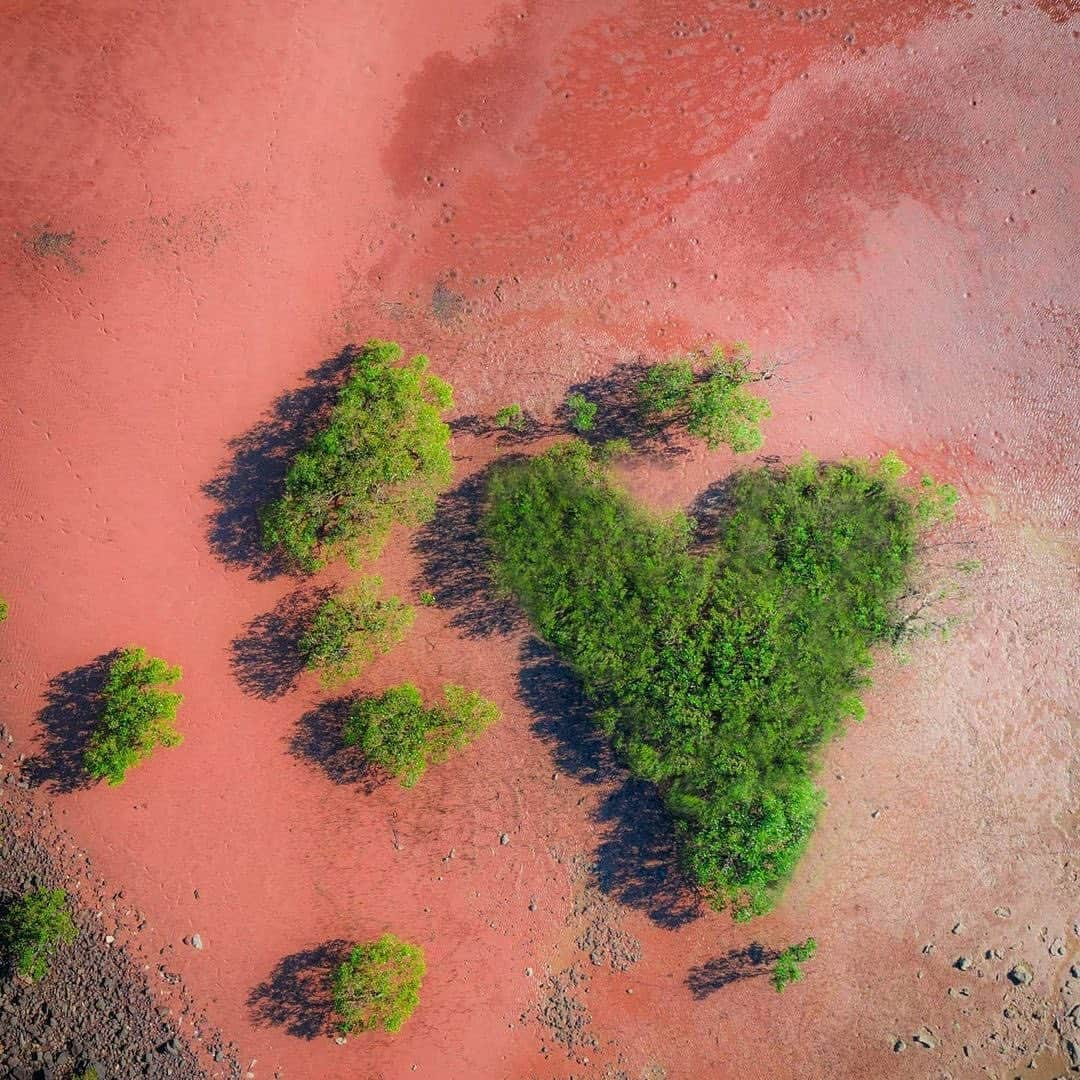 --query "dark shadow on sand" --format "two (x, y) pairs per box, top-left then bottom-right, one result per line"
(24, 652), (119, 794)
(288, 696), (383, 792)
(685, 943), (777, 999)
(230, 587), (330, 700)
(202, 347), (356, 580)
(517, 638), (704, 930)
(247, 940), (348, 1040)
(411, 463), (524, 640)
